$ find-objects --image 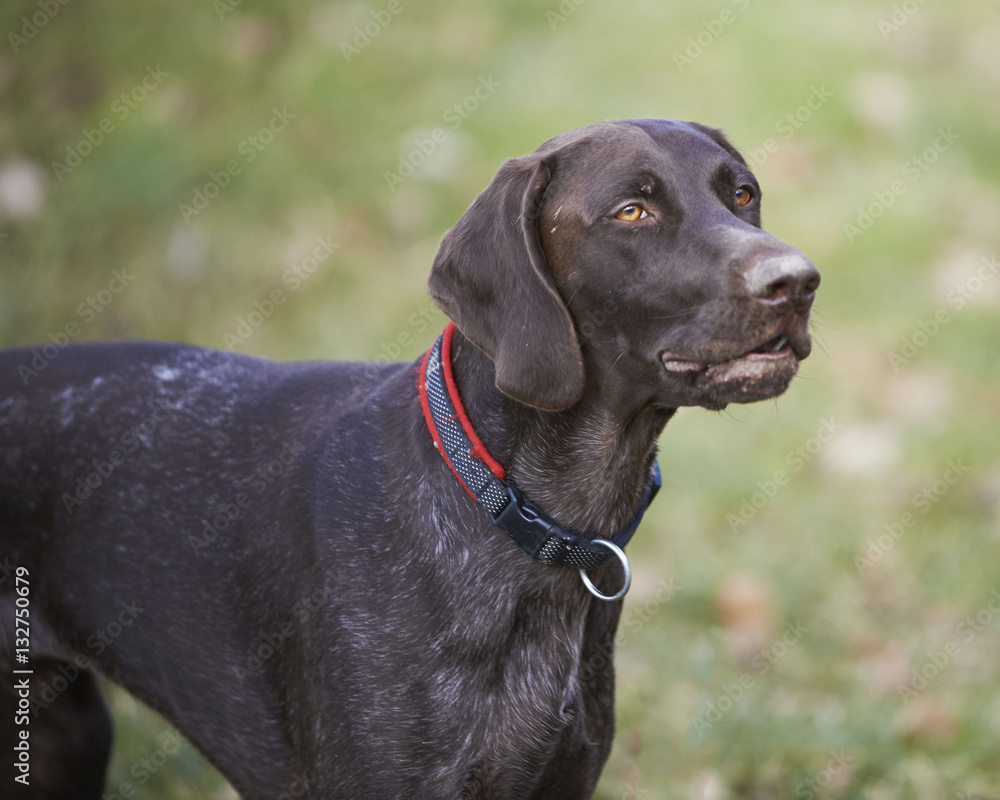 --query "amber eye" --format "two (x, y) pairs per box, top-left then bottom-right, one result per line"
(735, 186), (754, 207)
(615, 204), (647, 222)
